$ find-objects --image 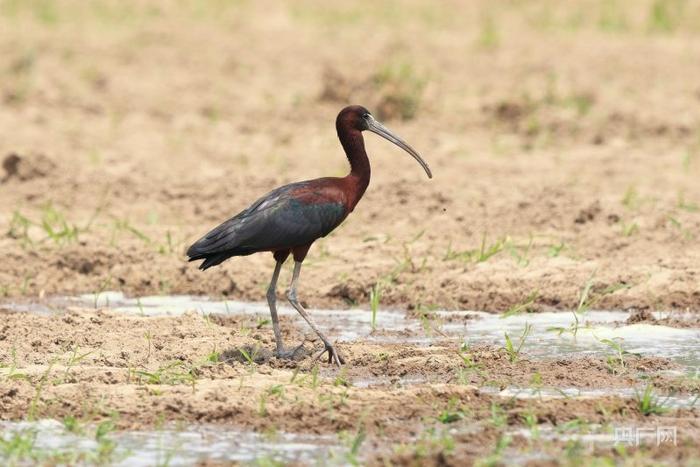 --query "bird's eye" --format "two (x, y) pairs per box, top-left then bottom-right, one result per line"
(362, 113), (371, 119)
